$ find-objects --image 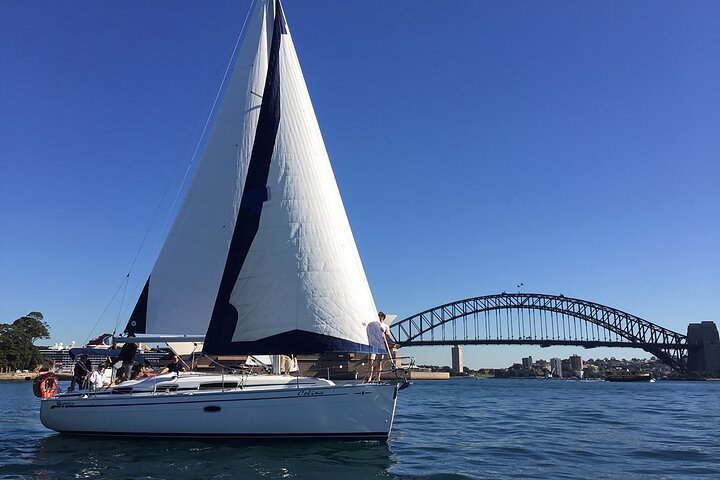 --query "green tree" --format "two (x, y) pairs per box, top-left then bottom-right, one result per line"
(0, 312), (49, 372)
